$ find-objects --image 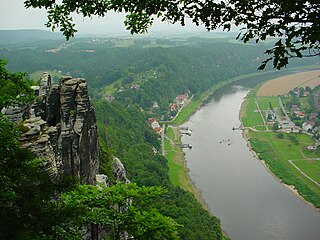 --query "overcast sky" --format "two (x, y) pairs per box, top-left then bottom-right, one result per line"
(0, 0), (210, 36)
